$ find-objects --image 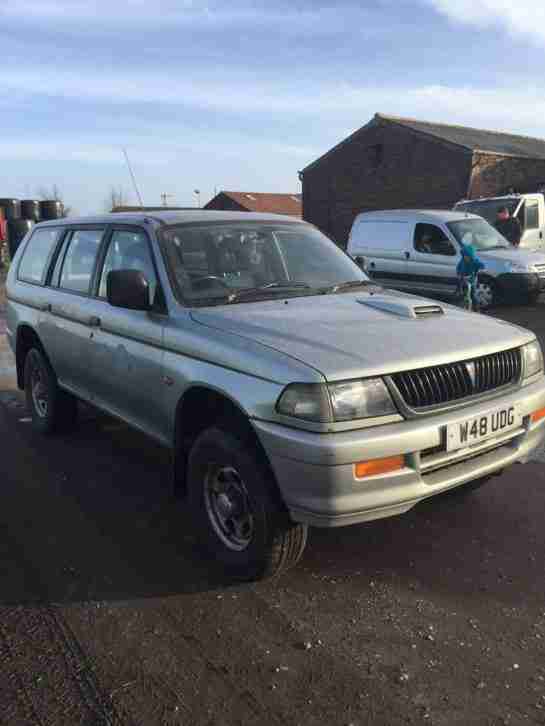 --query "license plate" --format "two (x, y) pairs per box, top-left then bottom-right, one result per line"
(446, 405), (521, 452)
